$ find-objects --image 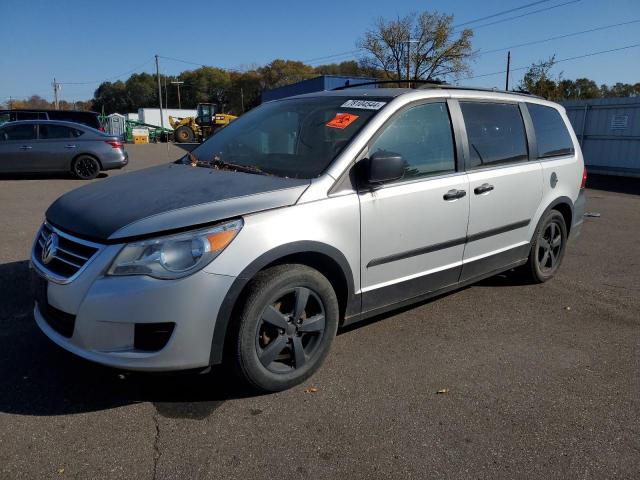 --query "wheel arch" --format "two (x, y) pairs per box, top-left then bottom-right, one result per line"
(209, 241), (358, 365)
(530, 195), (574, 246)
